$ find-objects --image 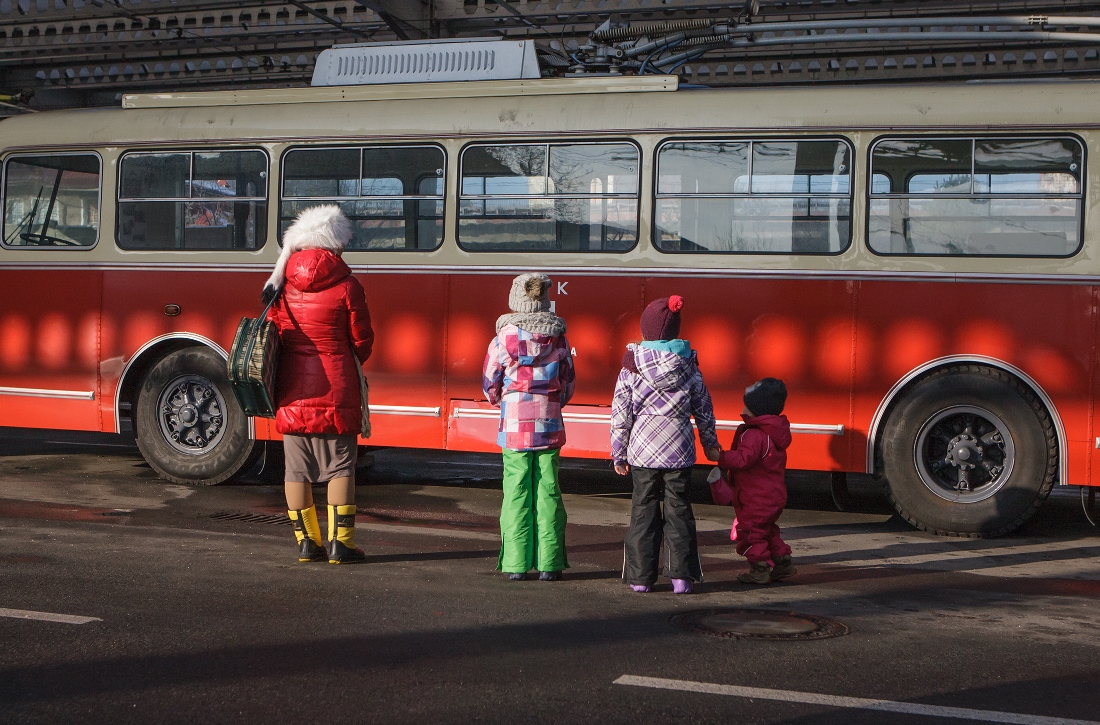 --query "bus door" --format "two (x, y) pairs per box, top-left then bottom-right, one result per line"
(0, 152), (104, 430)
